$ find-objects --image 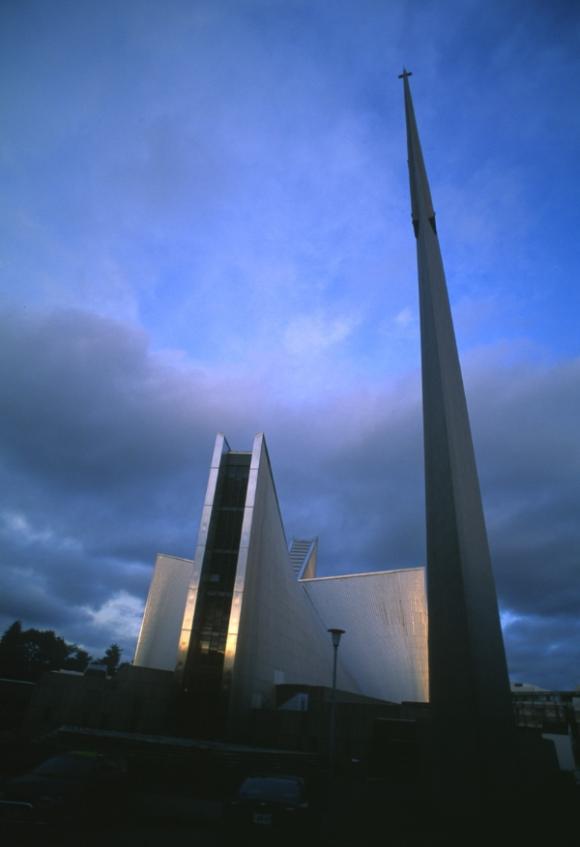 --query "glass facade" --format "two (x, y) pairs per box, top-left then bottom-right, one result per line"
(181, 452), (250, 734)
